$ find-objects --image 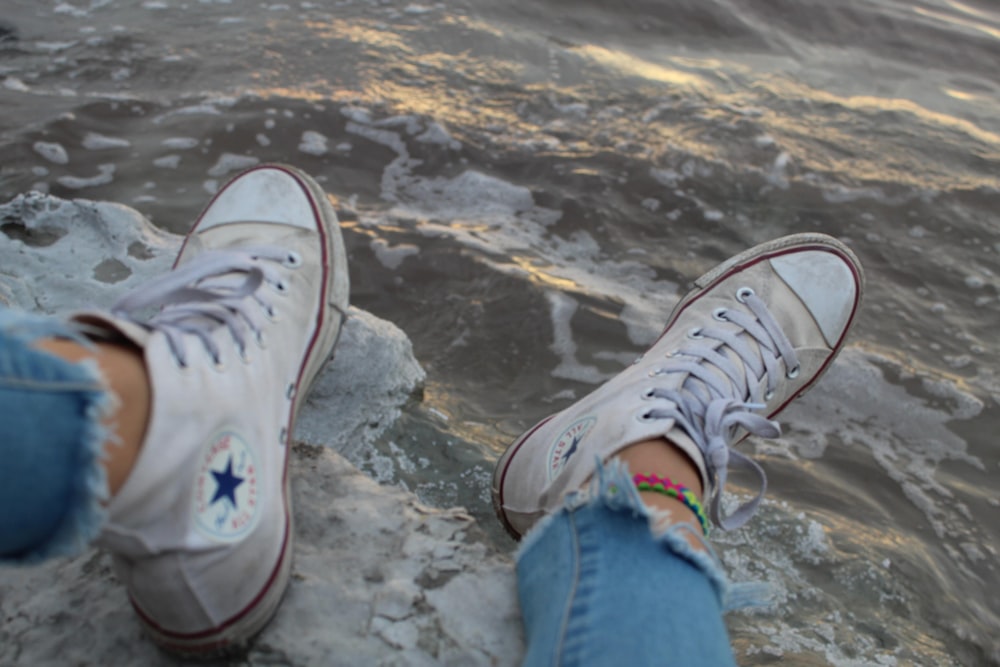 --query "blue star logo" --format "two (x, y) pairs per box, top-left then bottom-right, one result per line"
(561, 434), (582, 464)
(210, 456), (244, 508)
